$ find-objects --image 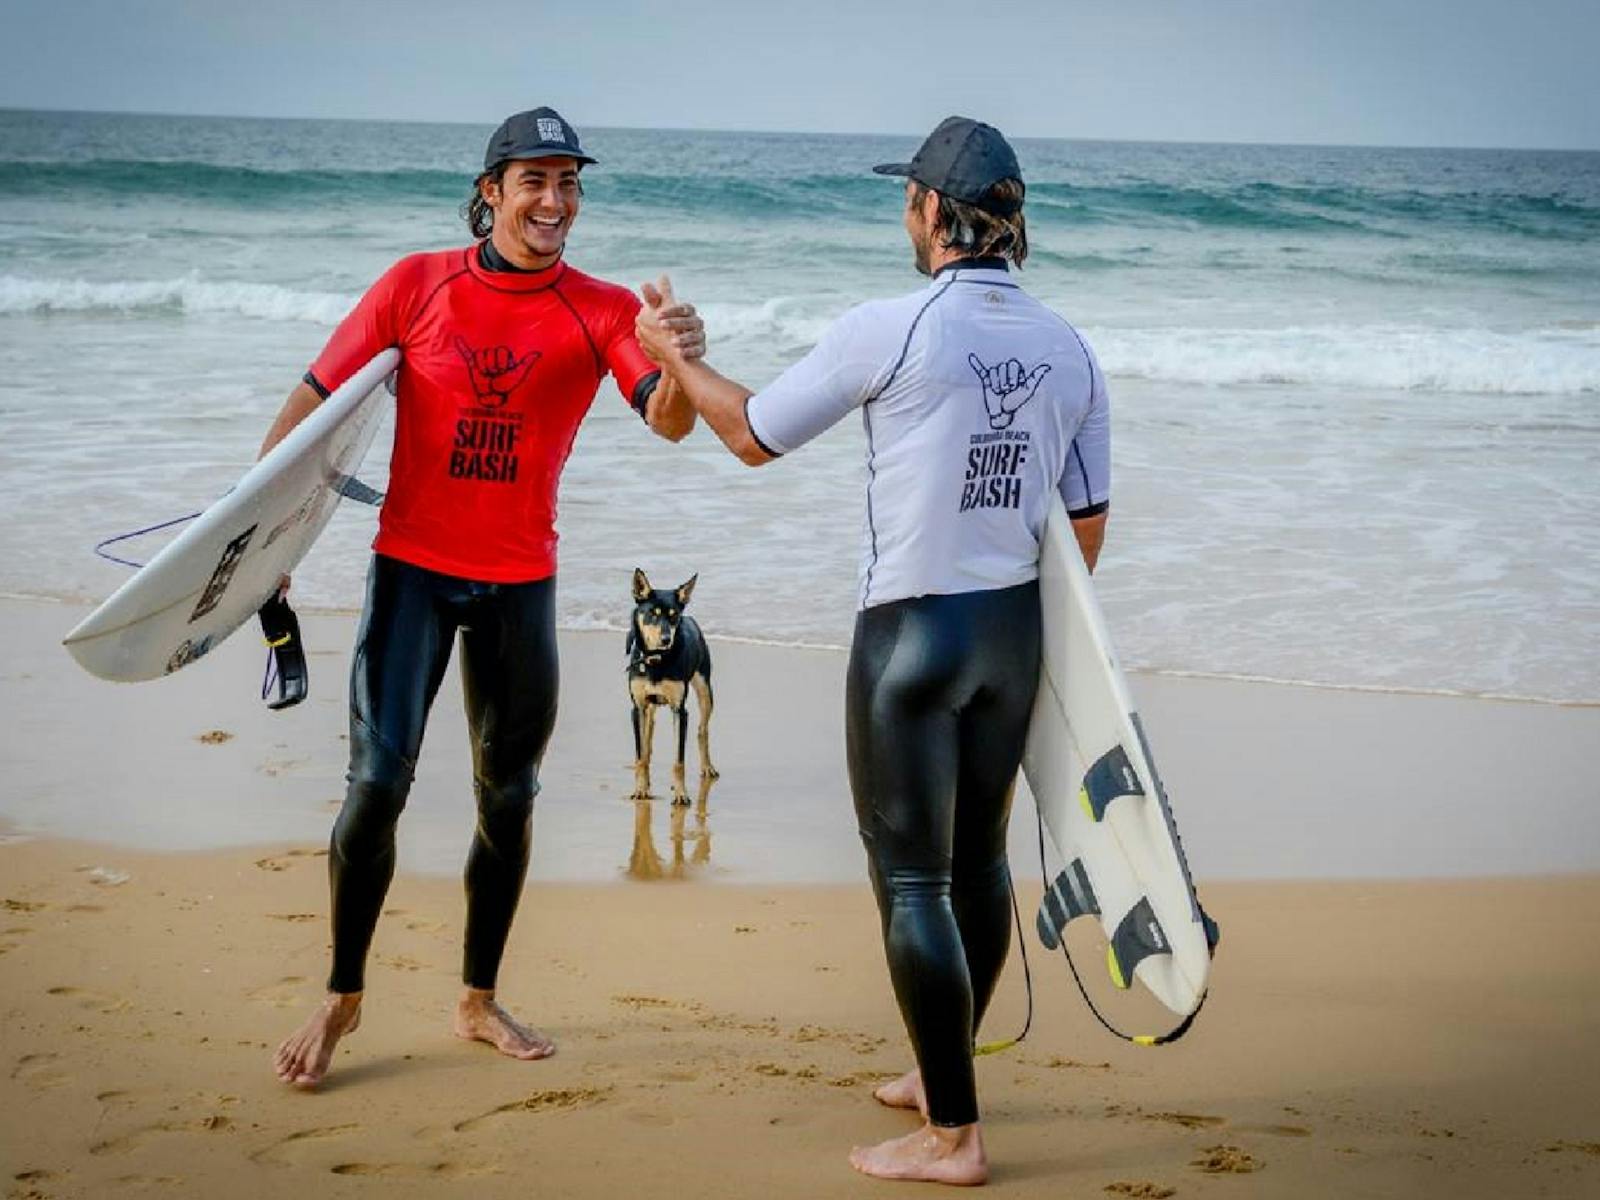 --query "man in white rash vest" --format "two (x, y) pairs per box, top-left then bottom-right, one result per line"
(634, 116), (1110, 1186)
